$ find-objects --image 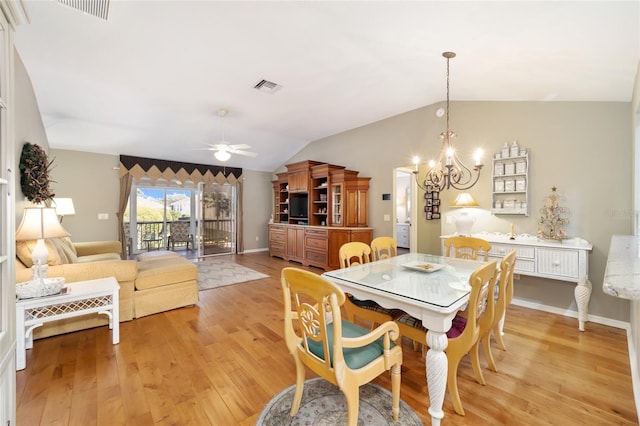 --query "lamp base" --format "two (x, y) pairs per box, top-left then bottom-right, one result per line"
(455, 211), (475, 236)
